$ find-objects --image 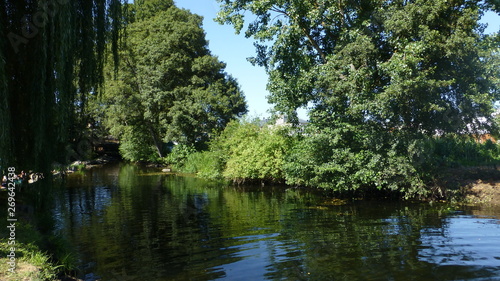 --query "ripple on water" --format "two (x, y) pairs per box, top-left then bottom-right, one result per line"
(419, 216), (500, 268)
